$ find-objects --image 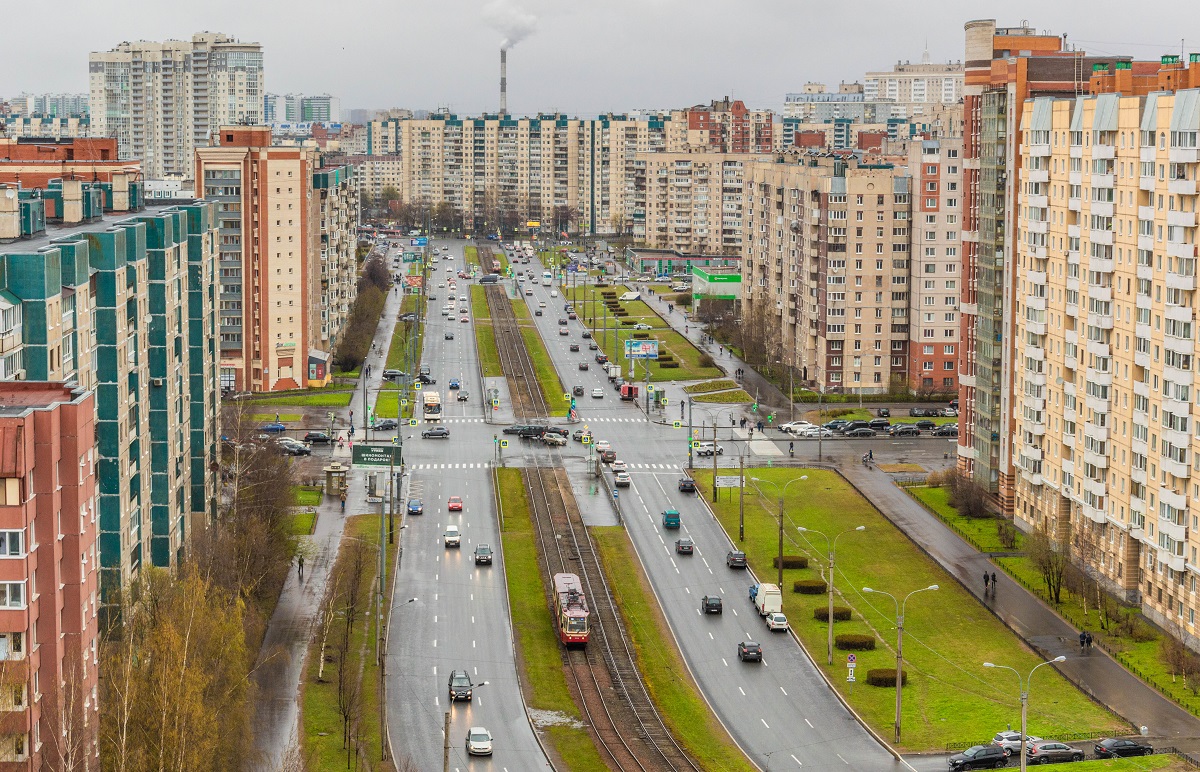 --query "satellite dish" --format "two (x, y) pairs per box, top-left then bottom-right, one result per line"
(4, 189), (14, 199)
